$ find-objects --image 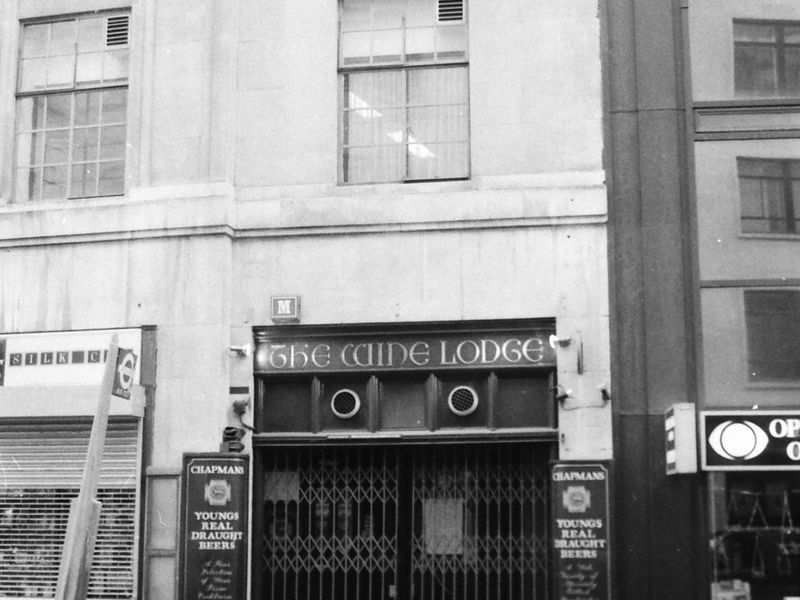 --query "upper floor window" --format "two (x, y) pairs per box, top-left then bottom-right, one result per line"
(738, 157), (800, 234)
(745, 290), (800, 382)
(15, 12), (130, 201)
(339, 0), (468, 184)
(734, 20), (800, 98)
